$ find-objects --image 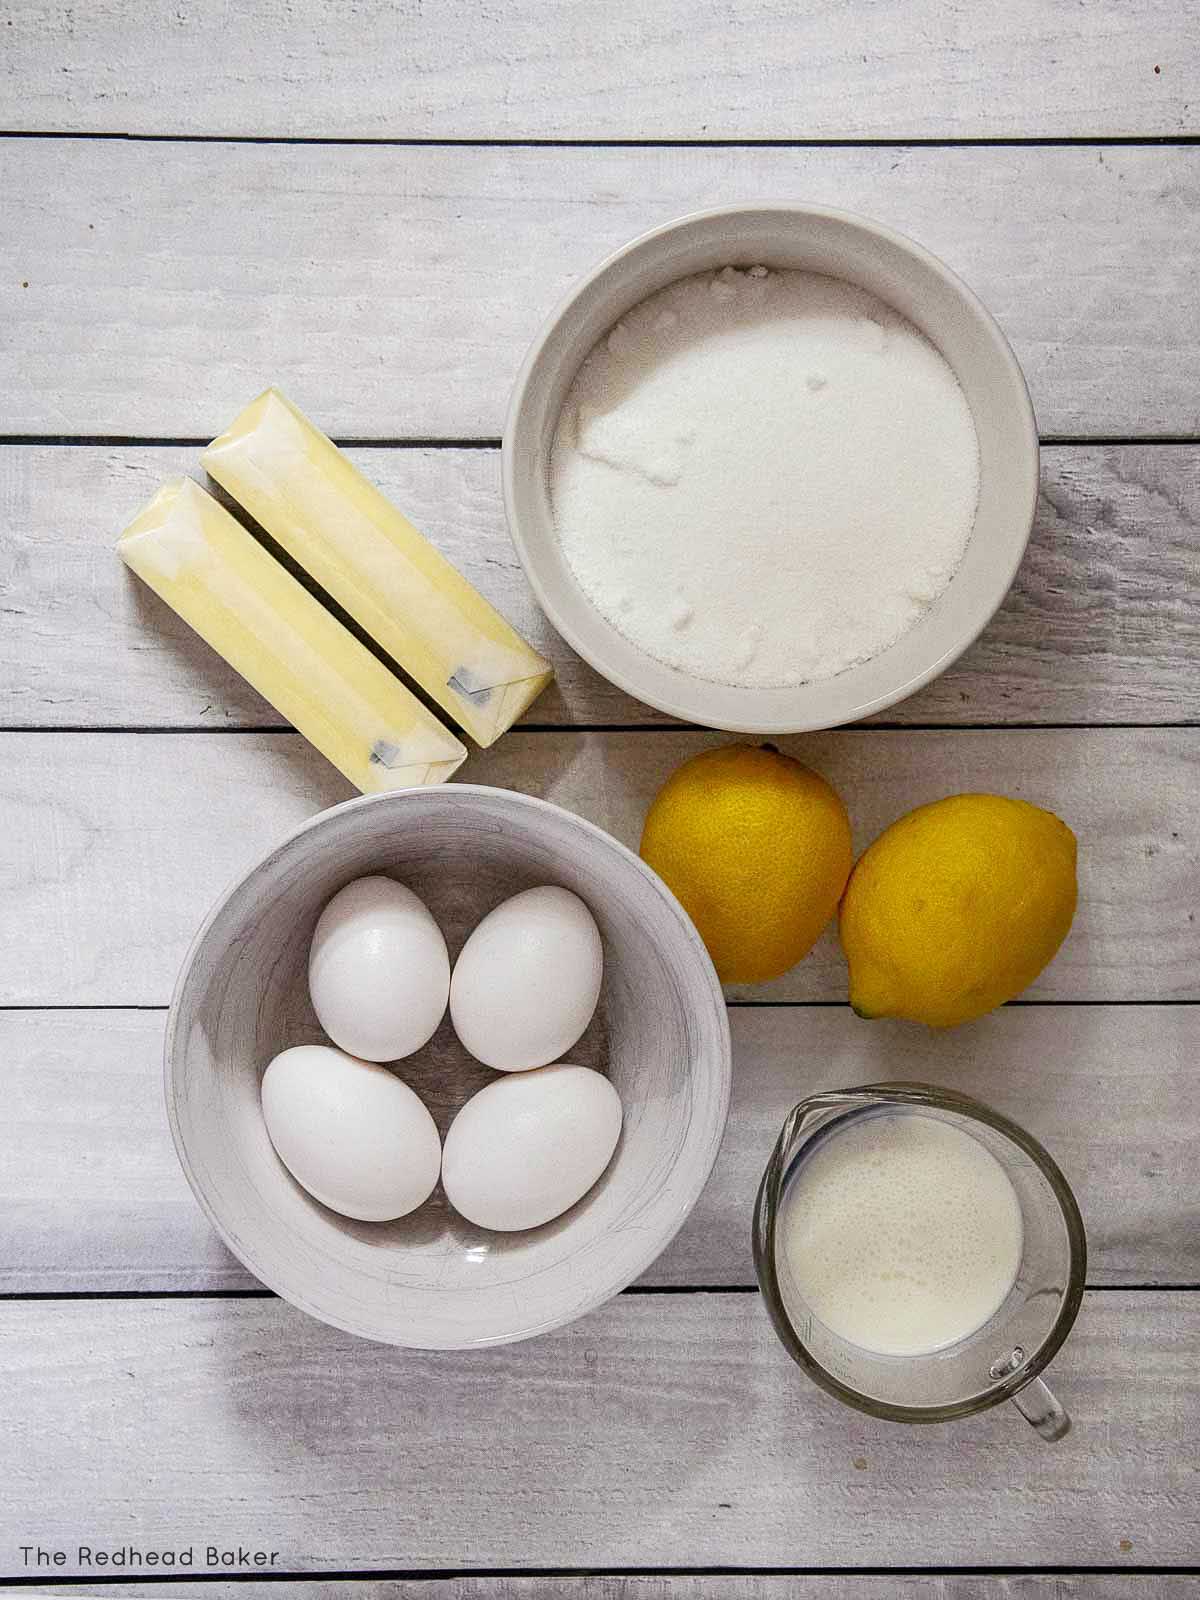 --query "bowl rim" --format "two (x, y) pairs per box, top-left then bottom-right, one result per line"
(163, 783), (733, 1347)
(502, 200), (1039, 733)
